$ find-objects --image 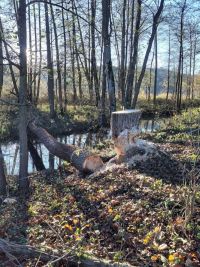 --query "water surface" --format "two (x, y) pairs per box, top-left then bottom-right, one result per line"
(2, 118), (169, 175)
